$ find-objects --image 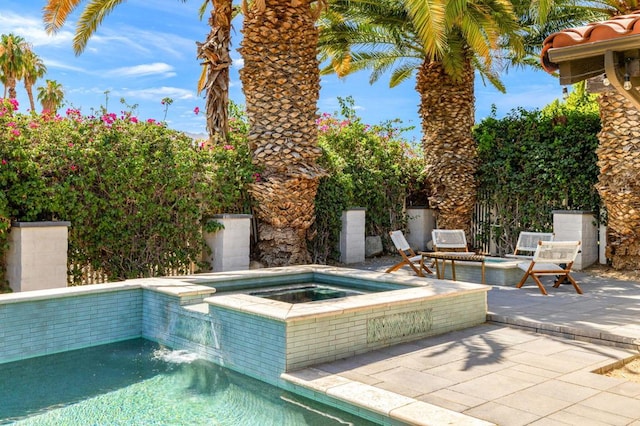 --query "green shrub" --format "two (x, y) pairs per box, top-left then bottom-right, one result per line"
(310, 97), (423, 263)
(474, 86), (601, 254)
(0, 99), (255, 286)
